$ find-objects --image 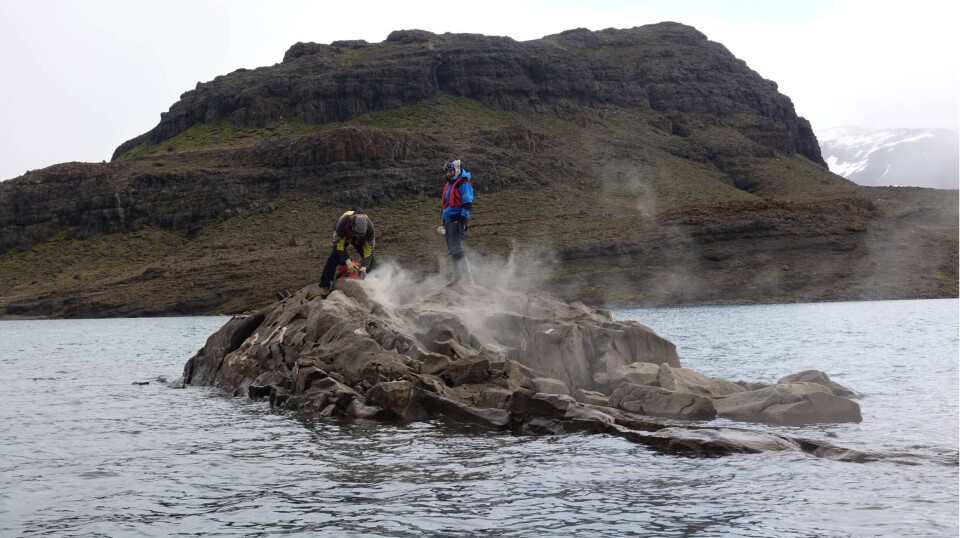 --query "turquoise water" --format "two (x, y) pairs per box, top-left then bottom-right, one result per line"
(0, 299), (956, 537)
